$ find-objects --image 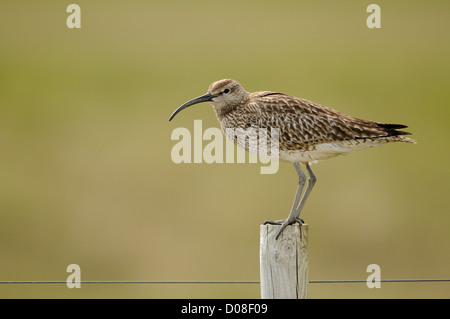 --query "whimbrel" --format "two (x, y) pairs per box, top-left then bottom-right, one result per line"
(169, 79), (415, 239)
